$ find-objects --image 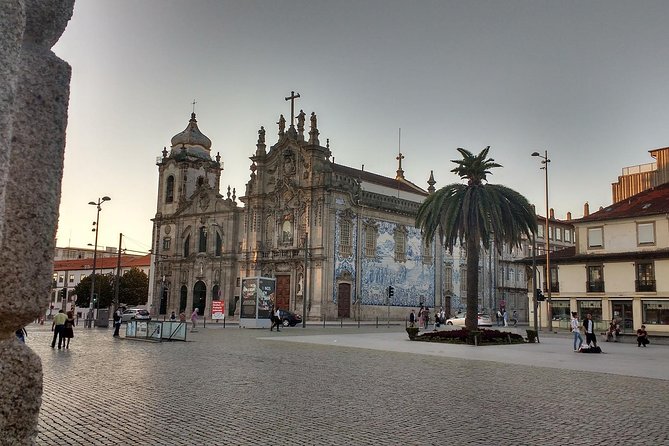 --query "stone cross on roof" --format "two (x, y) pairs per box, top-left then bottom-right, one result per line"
(284, 91), (300, 127)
